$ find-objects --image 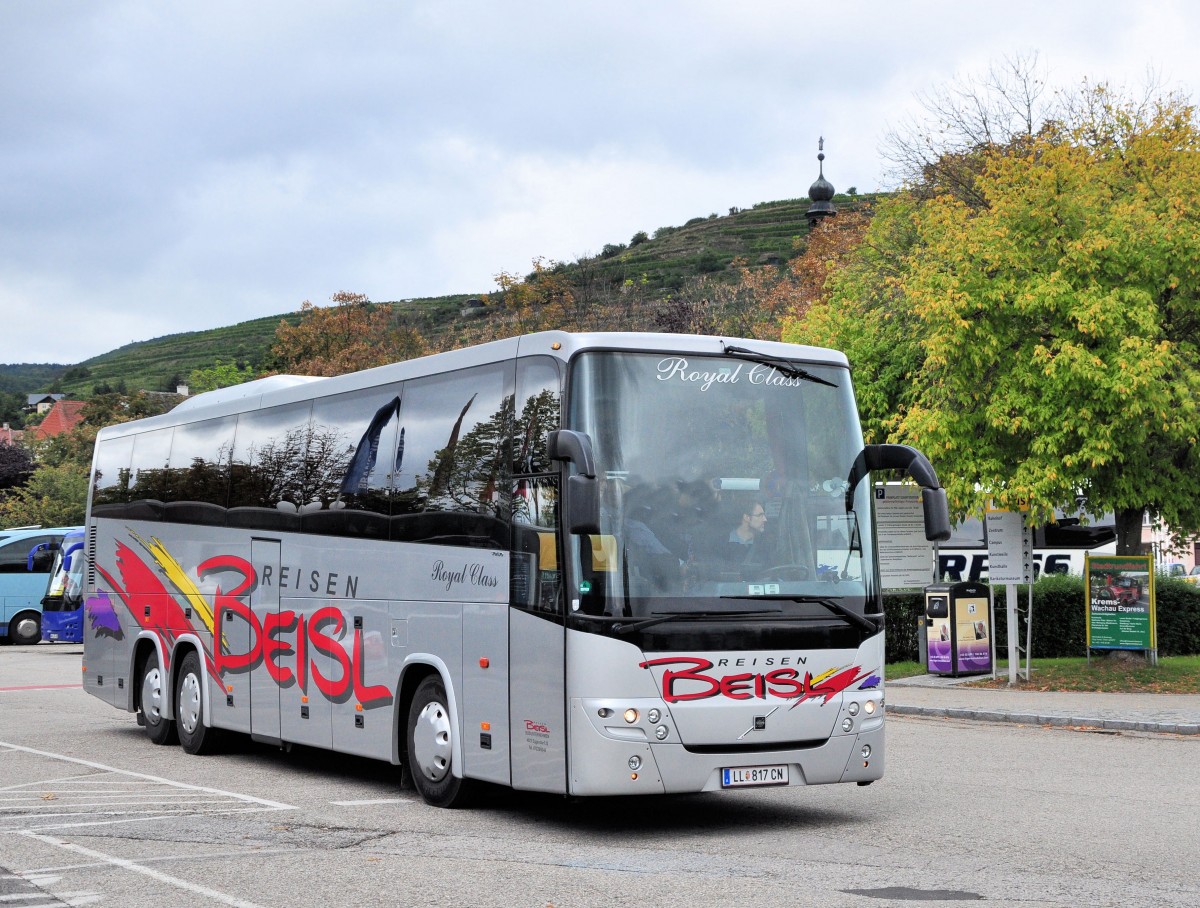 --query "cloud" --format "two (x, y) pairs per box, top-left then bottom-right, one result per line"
(1, 0), (1198, 364)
